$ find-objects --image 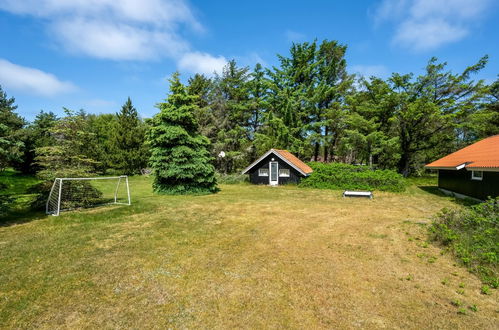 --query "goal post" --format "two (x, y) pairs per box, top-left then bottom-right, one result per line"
(46, 176), (131, 216)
